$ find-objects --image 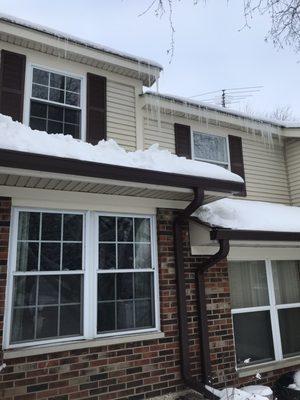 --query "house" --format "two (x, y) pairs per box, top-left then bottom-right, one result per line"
(0, 12), (299, 400)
